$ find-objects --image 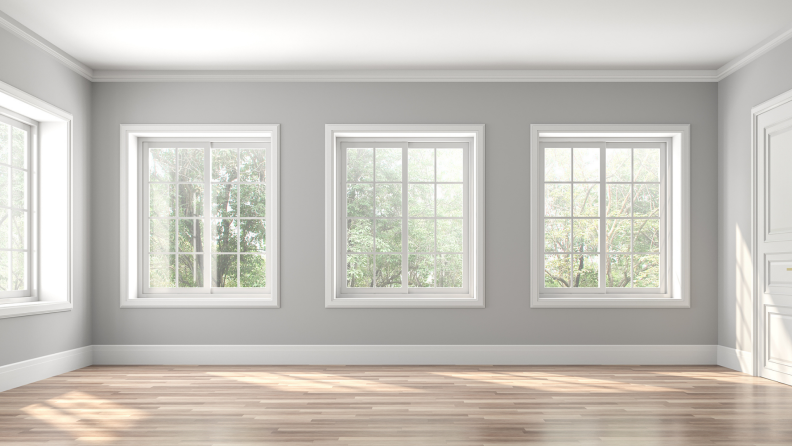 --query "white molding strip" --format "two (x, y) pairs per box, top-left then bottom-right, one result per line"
(716, 22), (792, 81)
(94, 345), (717, 366)
(0, 346), (92, 392)
(716, 346), (753, 374)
